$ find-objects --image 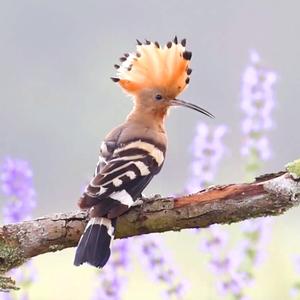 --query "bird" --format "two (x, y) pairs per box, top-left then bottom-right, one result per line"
(74, 36), (214, 268)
